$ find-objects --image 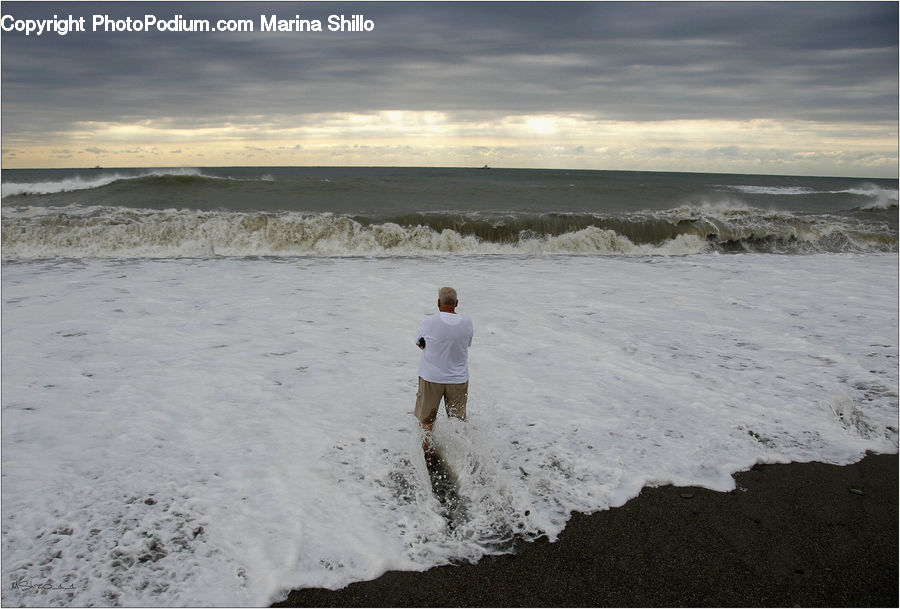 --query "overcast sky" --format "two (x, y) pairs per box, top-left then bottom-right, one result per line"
(1, 1), (897, 176)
